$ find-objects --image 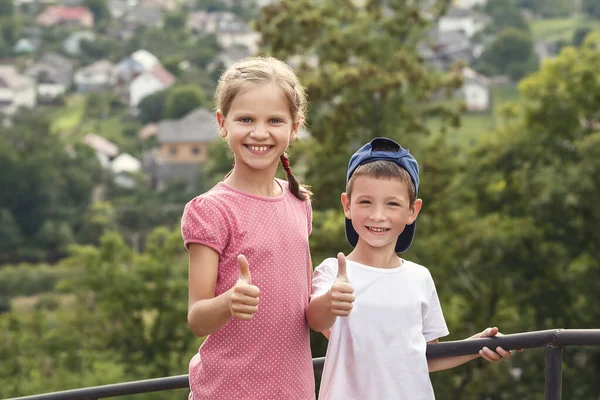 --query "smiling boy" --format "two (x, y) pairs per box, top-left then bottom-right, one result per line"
(307, 137), (514, 400)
